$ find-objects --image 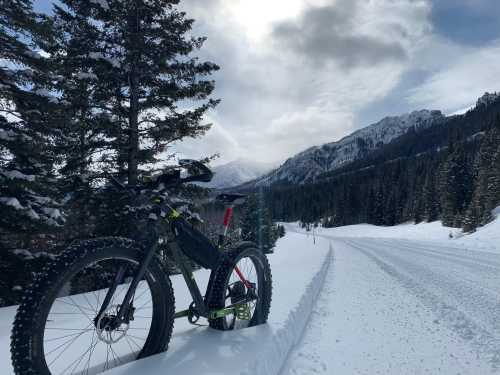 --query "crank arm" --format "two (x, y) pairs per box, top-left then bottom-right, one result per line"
(209, 299), (254, 320)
